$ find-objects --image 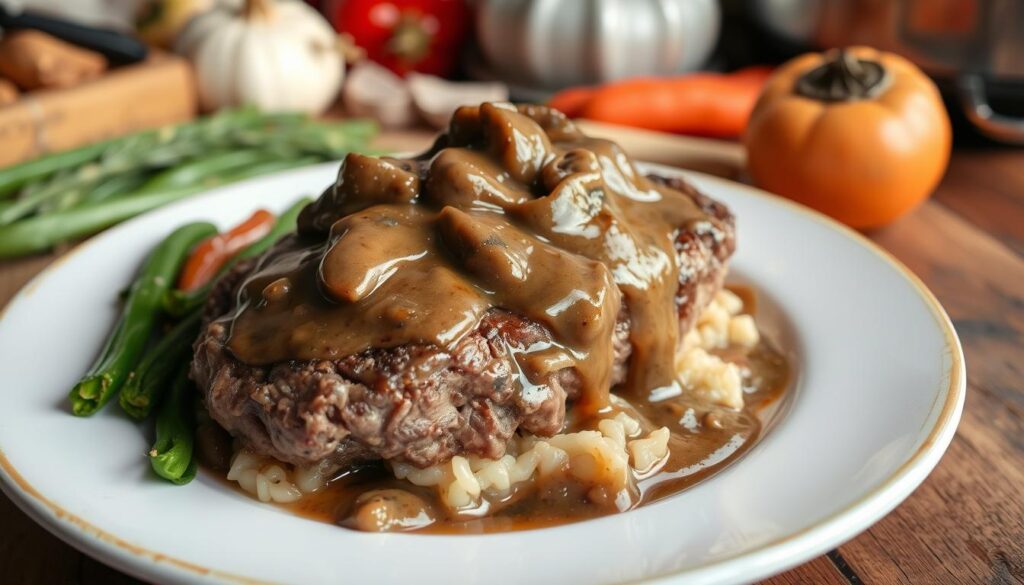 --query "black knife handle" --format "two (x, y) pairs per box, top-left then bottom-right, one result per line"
(0, 5), (148, 65)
